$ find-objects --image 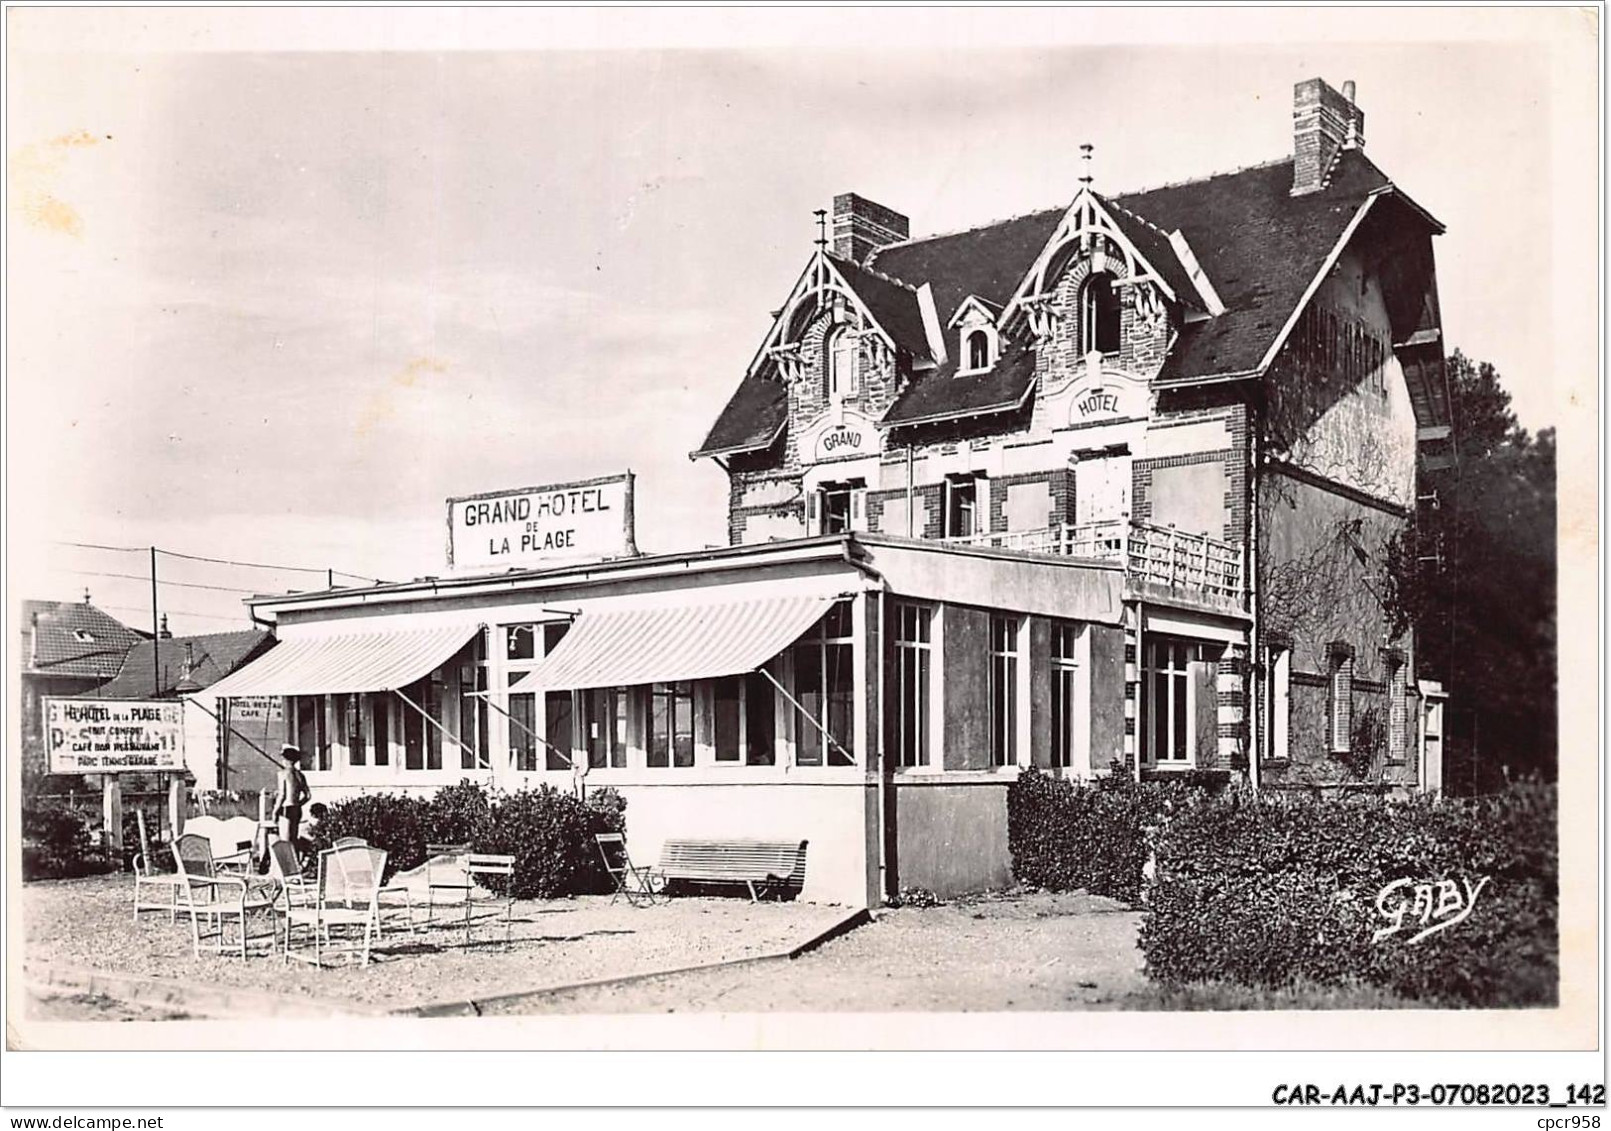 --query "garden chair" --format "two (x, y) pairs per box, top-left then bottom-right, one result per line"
(181, 815), (257, 874)
(464, 854), (517, 948)
(132, 810), (185, 923)
(173, 833), (275, 958)
(266, 837), (316, 948)
(595, 833), (665, 907)
(423, 843), (473, 924)
(284, 844), (388, 968)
